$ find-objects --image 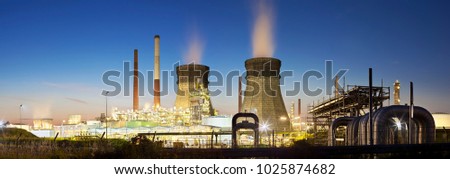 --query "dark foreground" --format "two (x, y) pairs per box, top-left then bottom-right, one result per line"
(165, 143), (450, 159)
(2, 139), (450, 158)
(2, 129), (449, 158)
